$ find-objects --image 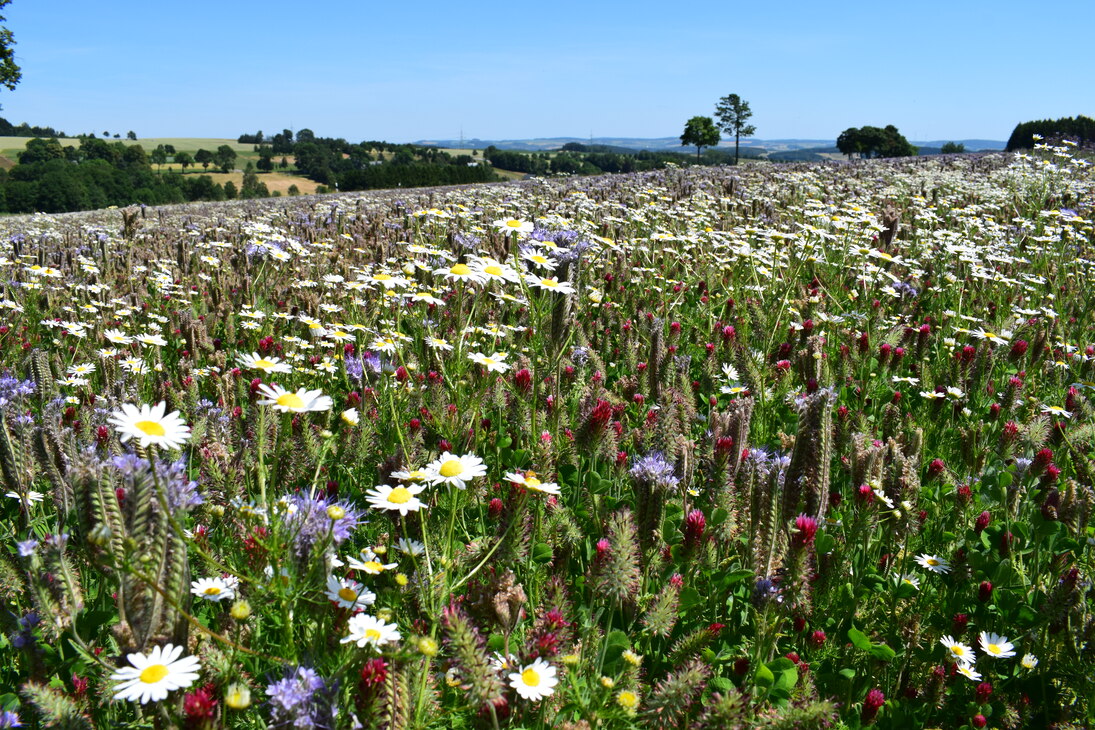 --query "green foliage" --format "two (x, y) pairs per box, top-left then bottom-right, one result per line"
(836, 124), (918, 158)
(940, 141), (965, 154)
(1006, 114), (1095, 150)
(681, 115), (721, 161)
(0, 0), (20, 92)
(714, 93), (757, 164)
